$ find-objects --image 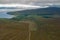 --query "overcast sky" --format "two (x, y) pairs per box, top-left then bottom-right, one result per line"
(0, 0), (60, 5)
(0, 0), (60, 18)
